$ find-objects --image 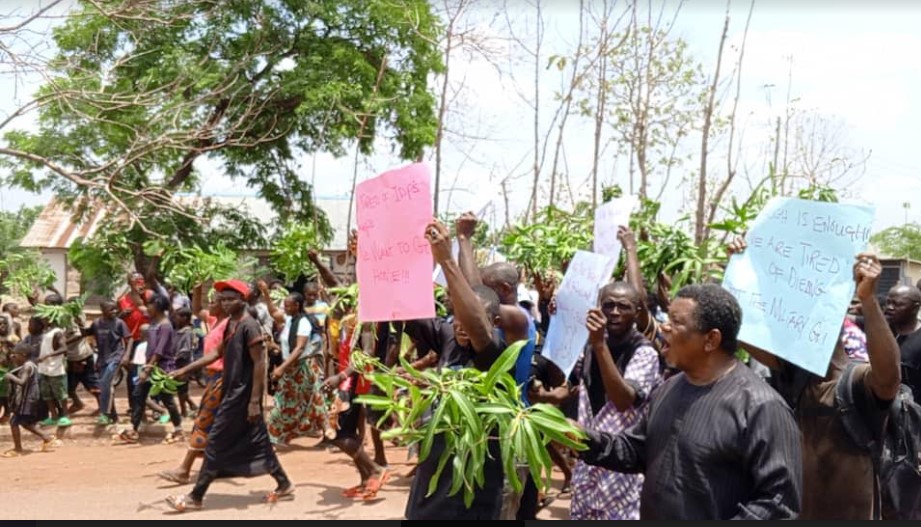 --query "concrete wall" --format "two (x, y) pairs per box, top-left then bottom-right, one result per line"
(44, 249), (67, 297)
